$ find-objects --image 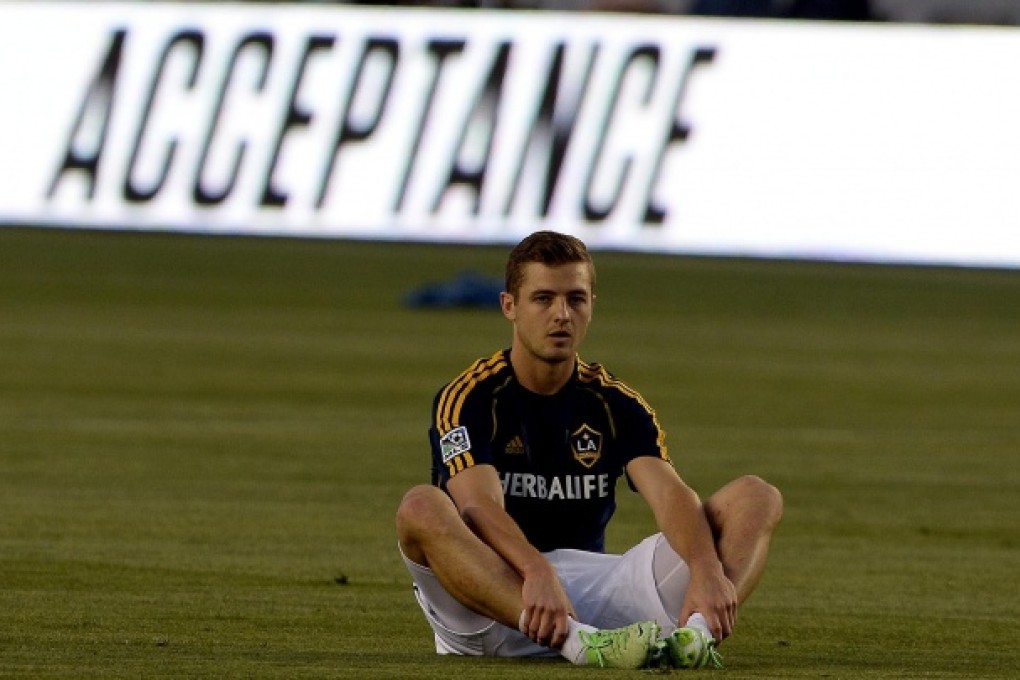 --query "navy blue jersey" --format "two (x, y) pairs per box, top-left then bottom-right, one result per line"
(429, 349), (670, 553)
